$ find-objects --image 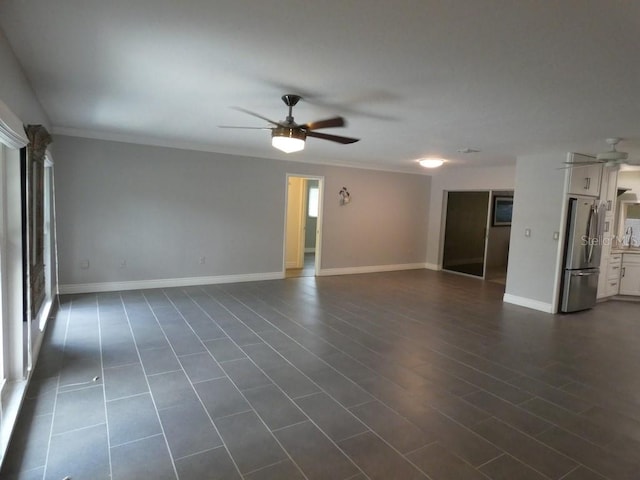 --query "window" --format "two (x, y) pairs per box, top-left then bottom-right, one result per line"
(308, 187), (319, 218)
